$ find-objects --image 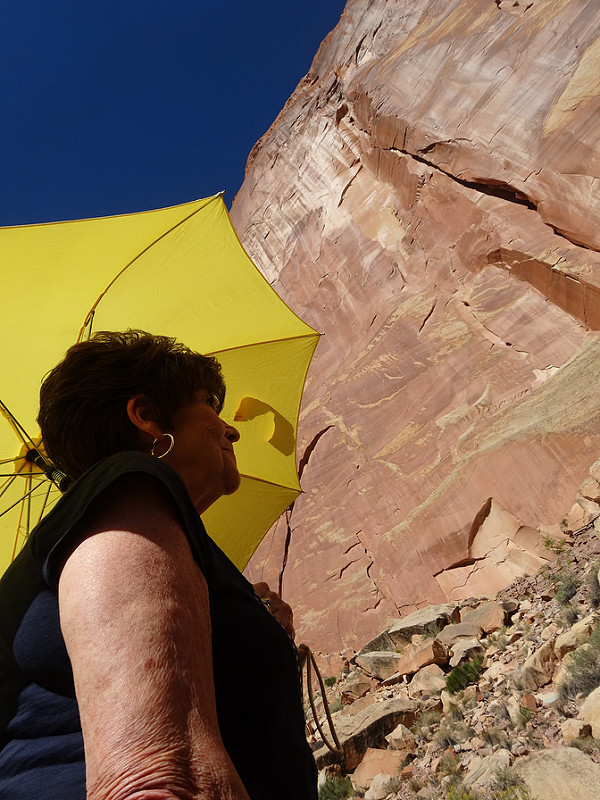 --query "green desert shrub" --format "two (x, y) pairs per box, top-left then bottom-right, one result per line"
(324, 676), (337, 688)
(492, 790), (532, 800)
(559, 603), (579, 627)
(411, 708), (442, 739)
(423, 621), (443, 638)
(438, 749), (461, 777)
(542, 535), (568, 556)
(444, 785), (483, 800)
(588, 563), (600, 609)
(517, 706), (534, 729)
(554, 571), (580, 605)
(485, 628), (508, 652)
(318, 775), (354, 800)
(560, 621), (600, 699)
(435, 719), (475, 749)
(481, 725), (508, 747)
(446, 656), (484, 694)
(490, 767), (527, 794)
(382, 775), (403, 794)
(570, 735), (600, 755)
(443, 771), (532, 800)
